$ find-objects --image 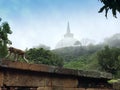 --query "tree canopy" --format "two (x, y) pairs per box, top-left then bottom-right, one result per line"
(26, 47), (64, 67)
(99, 0), (120, 18)
(0, 18), (12, 58)
(97, 46), (120, 74)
